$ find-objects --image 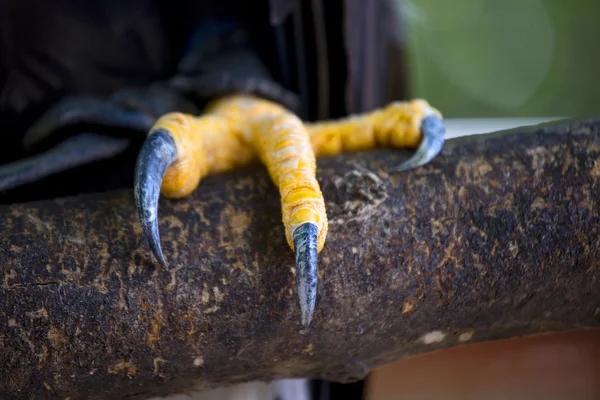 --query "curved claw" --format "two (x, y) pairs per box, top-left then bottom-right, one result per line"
(293, 222), (319, 328)
(0, 133), (130, 192)
(133, 129), (177, 268)
(24, 97), (155, 150)
(389, 115), (446, 172)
